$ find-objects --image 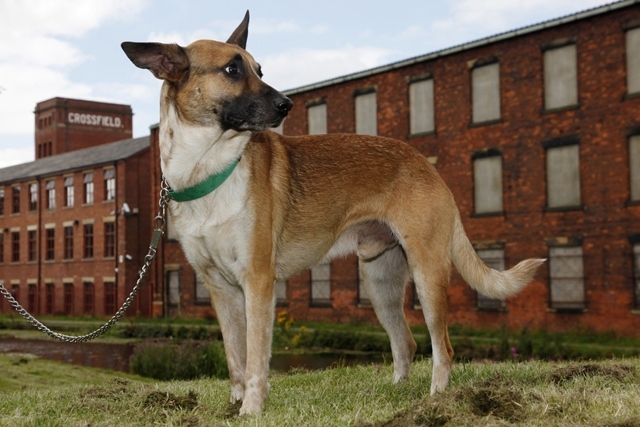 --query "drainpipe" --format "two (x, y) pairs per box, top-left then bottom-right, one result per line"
(36, 175), (41, 316)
